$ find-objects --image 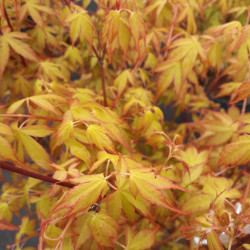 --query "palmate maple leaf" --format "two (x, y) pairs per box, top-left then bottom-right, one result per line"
(19, 0), (54, 27)
(0, 27), (38, 80)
